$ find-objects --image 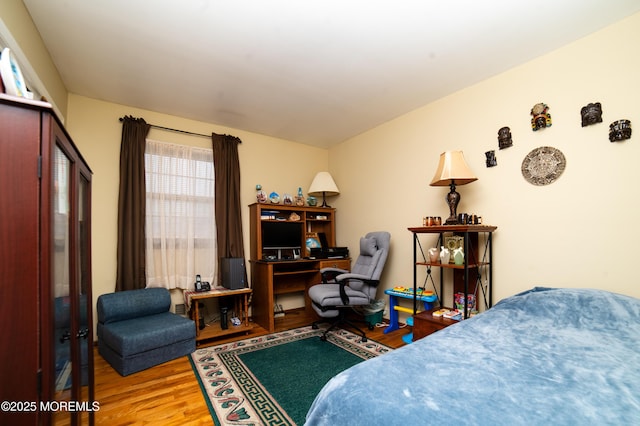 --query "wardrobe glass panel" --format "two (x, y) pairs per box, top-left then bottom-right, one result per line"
(52, 145), (72, 415)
